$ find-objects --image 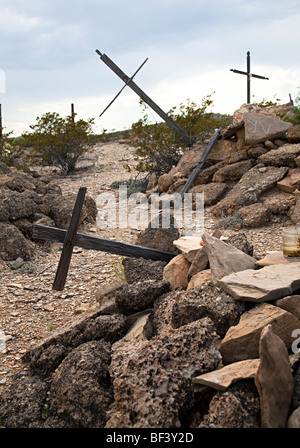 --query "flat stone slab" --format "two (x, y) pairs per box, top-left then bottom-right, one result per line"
(220, 303), (300, 365)
(256, 251), (300, 267)
(218, 262), (300, 302)
(173, 236), (204, 262)
(192, 359), (259, 390)
(244, 112), (292, 145)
